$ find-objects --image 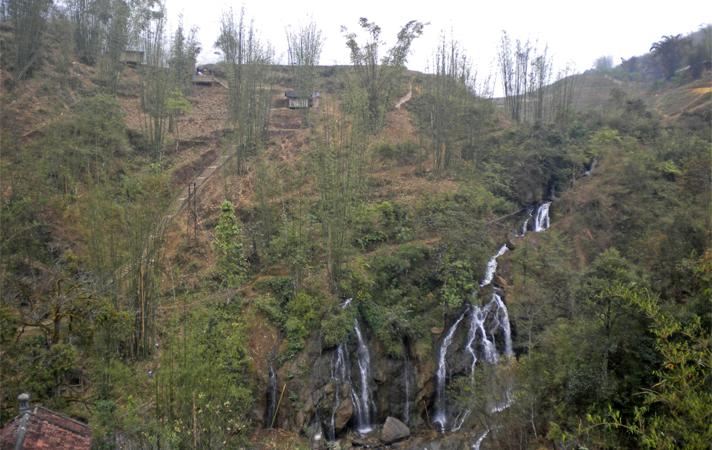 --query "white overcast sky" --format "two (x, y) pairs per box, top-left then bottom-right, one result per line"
(166, 0), (709, 76)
